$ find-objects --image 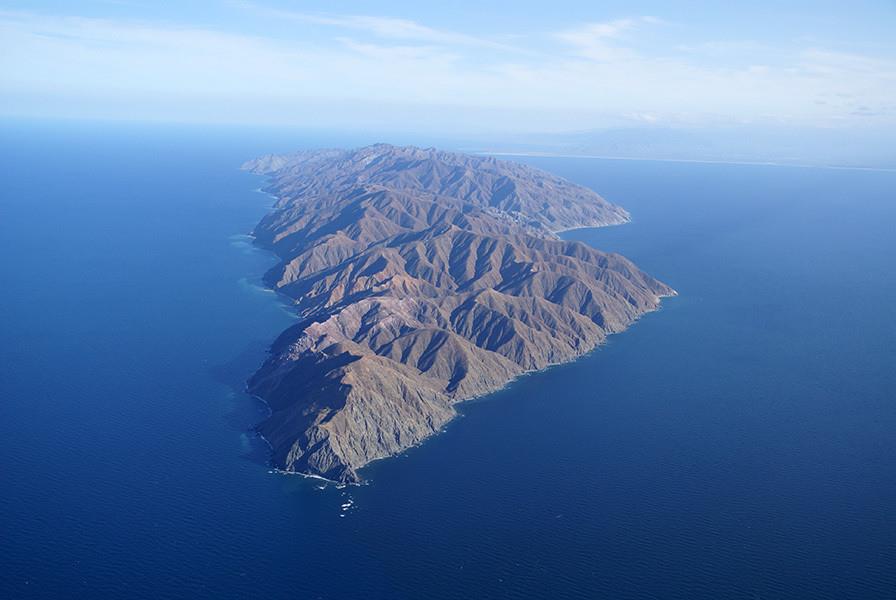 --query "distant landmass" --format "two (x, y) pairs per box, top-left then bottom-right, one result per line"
(242, 144), (675, 482)
(473, 126), (896, 170)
